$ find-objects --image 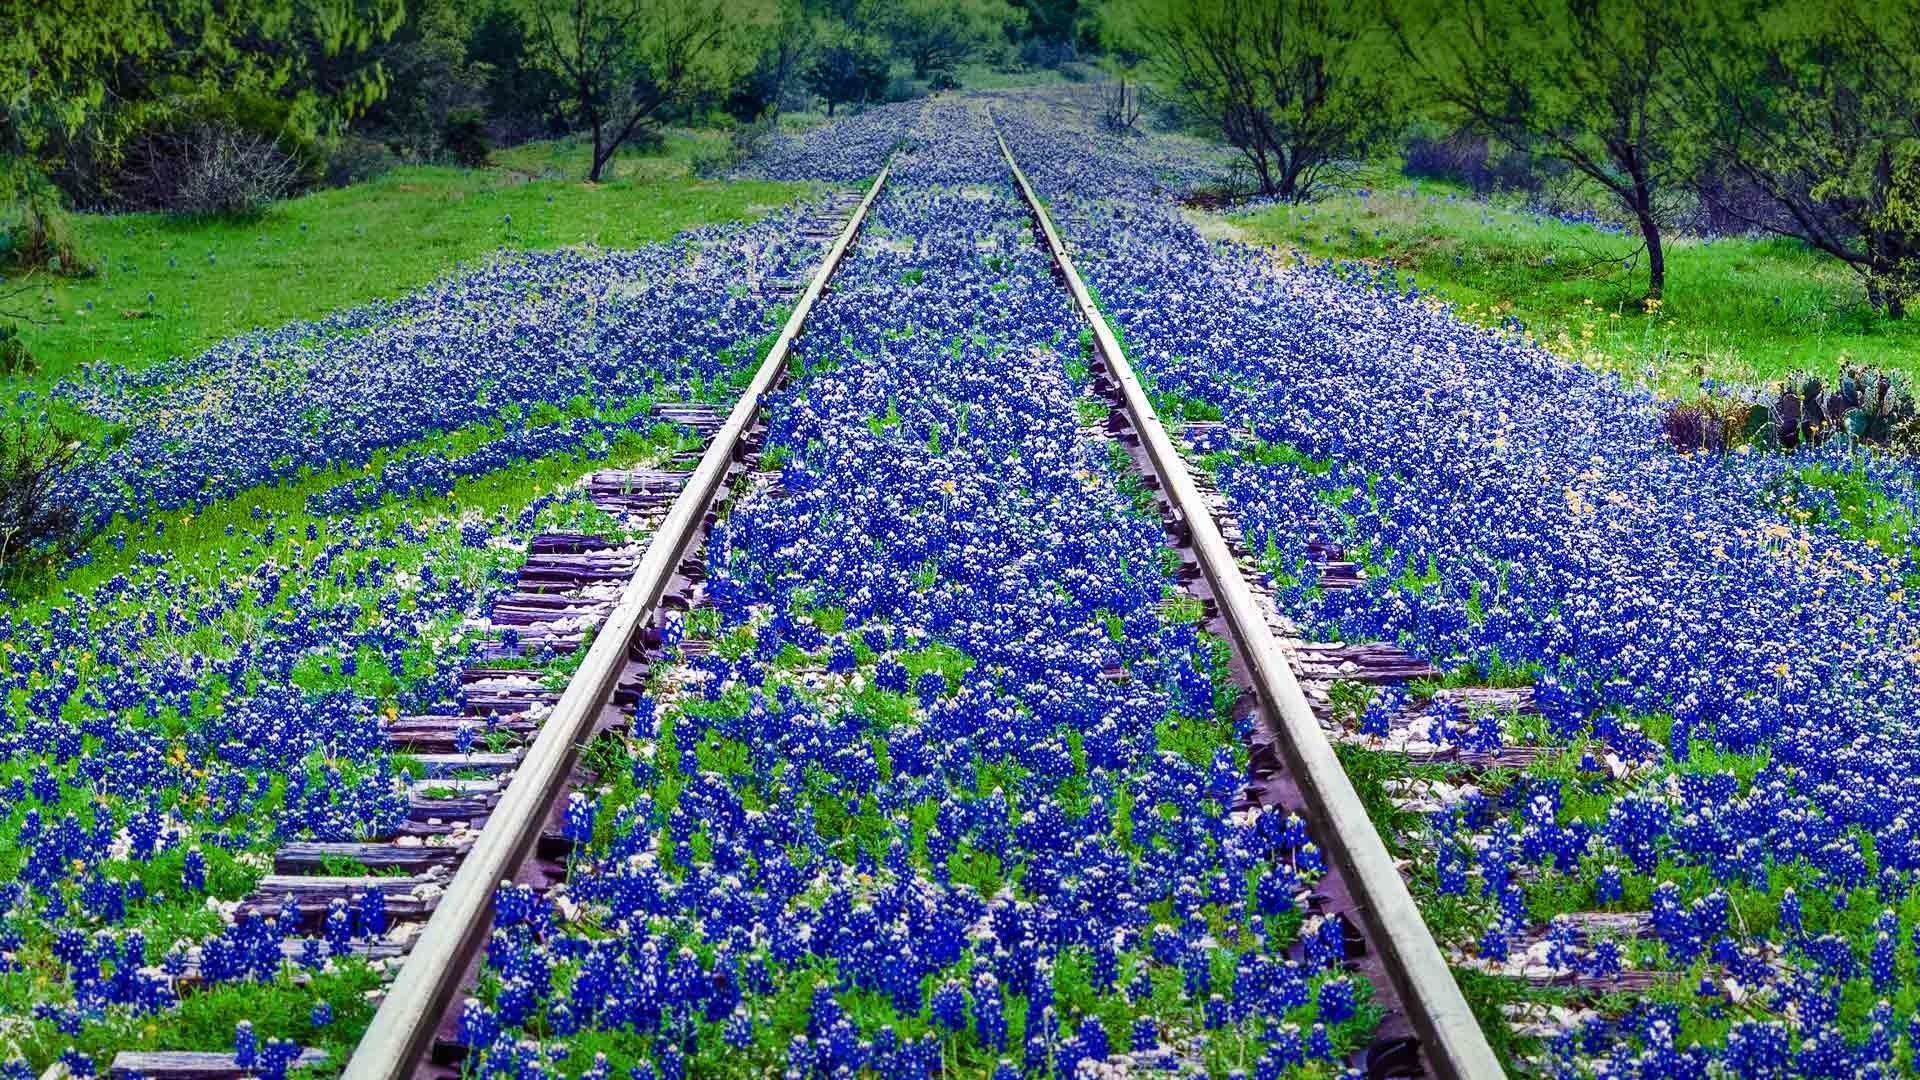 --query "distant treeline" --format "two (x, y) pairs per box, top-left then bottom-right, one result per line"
(3, 0), (1917, 315)
(1104, 0), (1920, 315)
(1, 0), (1089, 211)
